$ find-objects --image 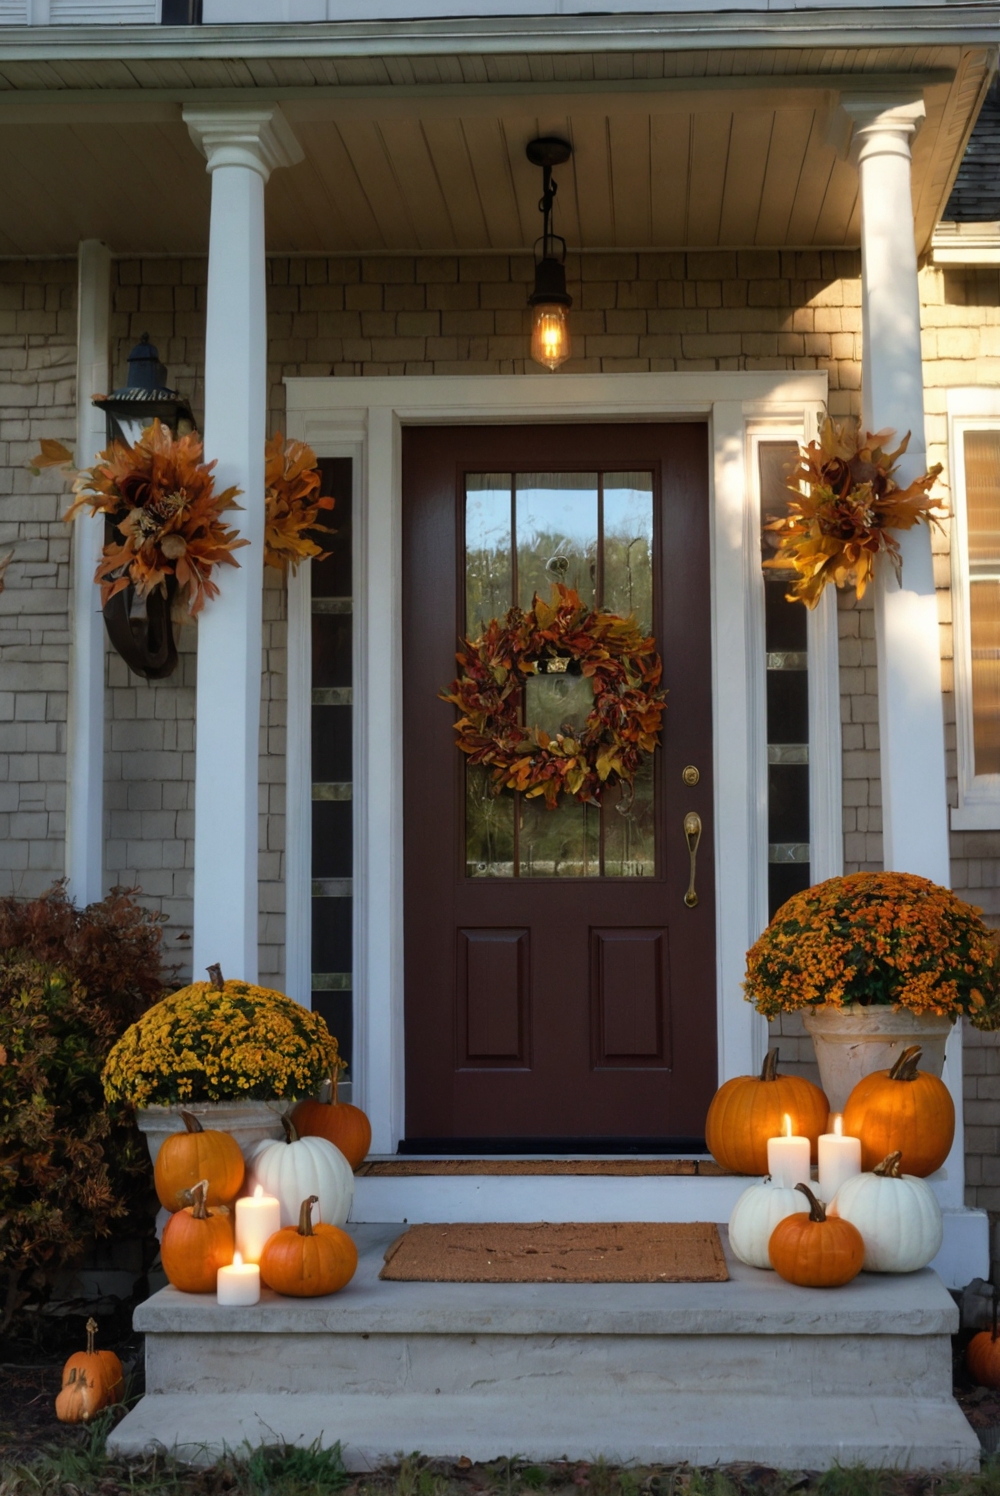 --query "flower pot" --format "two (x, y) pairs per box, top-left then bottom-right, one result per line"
(801, 1004), (954, 1113)
(135, 1099), (288, 1169)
